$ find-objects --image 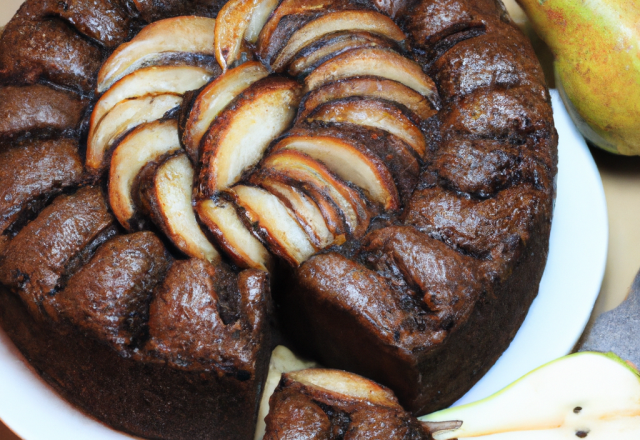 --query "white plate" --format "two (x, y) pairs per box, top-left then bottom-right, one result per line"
(0, 90), (608, 438)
